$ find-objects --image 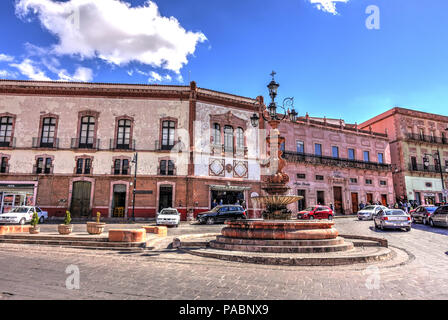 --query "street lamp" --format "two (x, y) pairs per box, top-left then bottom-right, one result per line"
(131, 152), (138, 222)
